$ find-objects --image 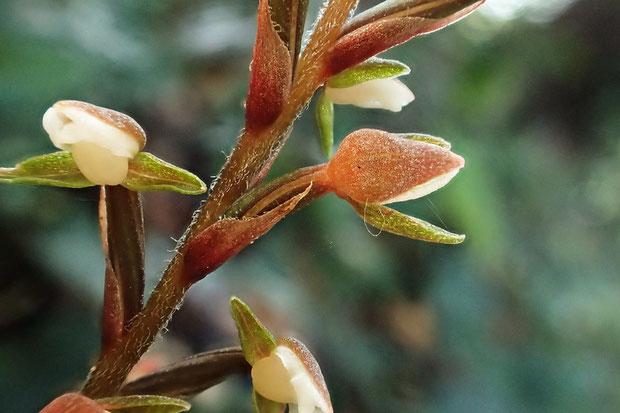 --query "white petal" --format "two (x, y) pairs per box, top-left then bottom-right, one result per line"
(325, 78), (414, 112)
(251, 346), (330, 413)
(43, 106), (141, 158)
(71, 141), (129, 185)
(382, 167), (461, 204)
(251, 350), (297, 404)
